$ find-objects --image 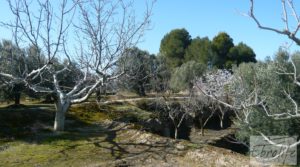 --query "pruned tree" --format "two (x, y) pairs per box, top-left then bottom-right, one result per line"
(194, 70), (233, 135)
(183, 94), (213, 136)
(0, 0), (153, 131)
(160, 96), (189, 140)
